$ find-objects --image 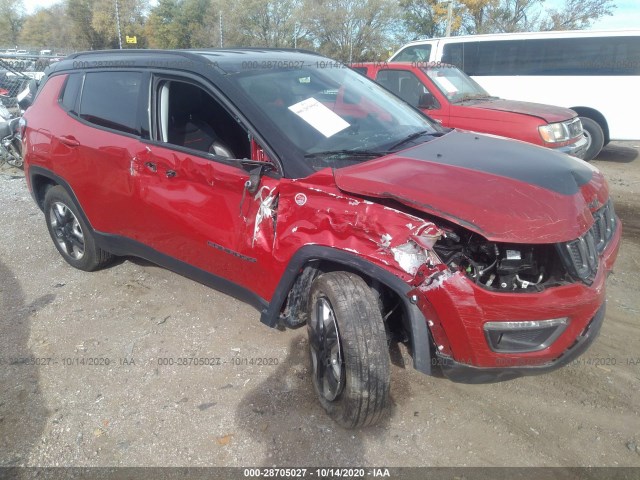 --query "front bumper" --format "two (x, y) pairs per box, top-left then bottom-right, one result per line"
(437, 302), (606, 383)
(412, 216), (621, 381)
(554, 135), (588, 159)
